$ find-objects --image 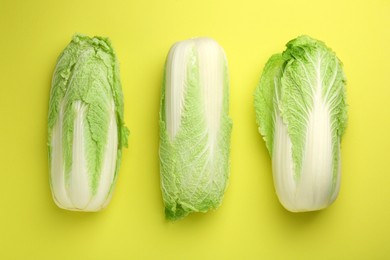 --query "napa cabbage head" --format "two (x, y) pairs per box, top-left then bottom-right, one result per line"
(254, 35), (347, 212)
(48, 34), (129, 211)
(159, 38), (232, 220)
